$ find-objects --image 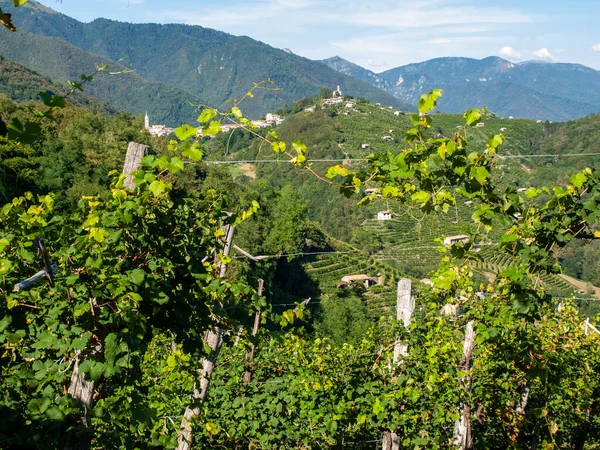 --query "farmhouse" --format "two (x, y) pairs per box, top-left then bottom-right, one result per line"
(443, 234), (469, 245)
(337, 274), (384, 289)
(377, 210), (392, 221)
